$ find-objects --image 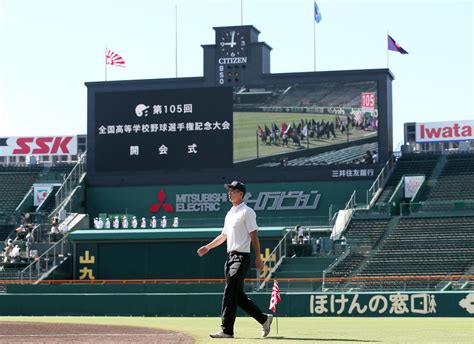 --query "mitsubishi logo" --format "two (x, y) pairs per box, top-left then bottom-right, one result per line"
(149, 188), (174, 213)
